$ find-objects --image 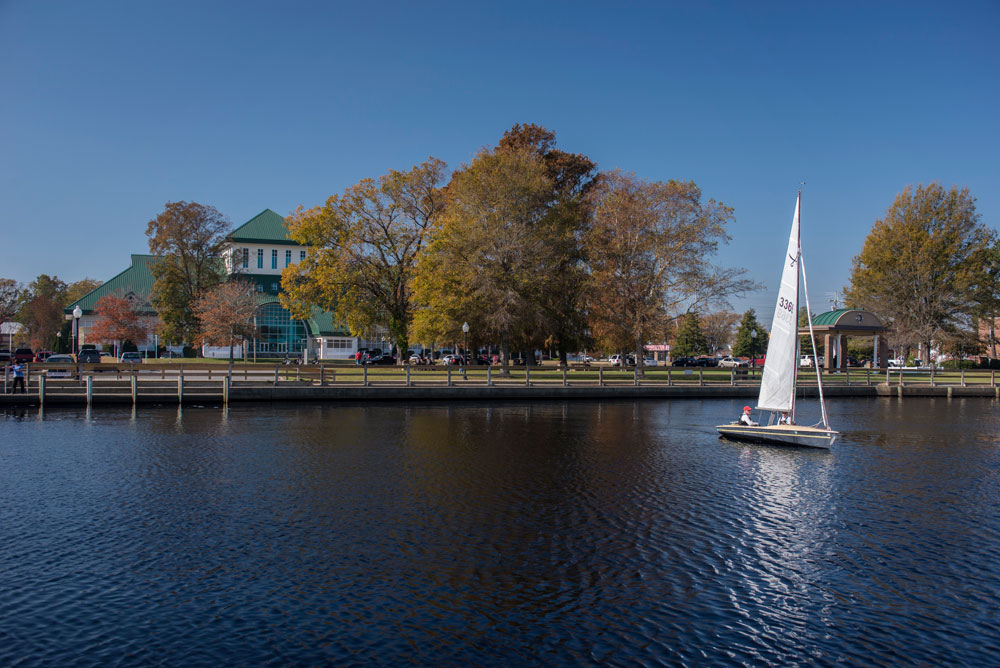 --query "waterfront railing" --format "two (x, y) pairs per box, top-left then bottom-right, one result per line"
(2, 361), (997, 405)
